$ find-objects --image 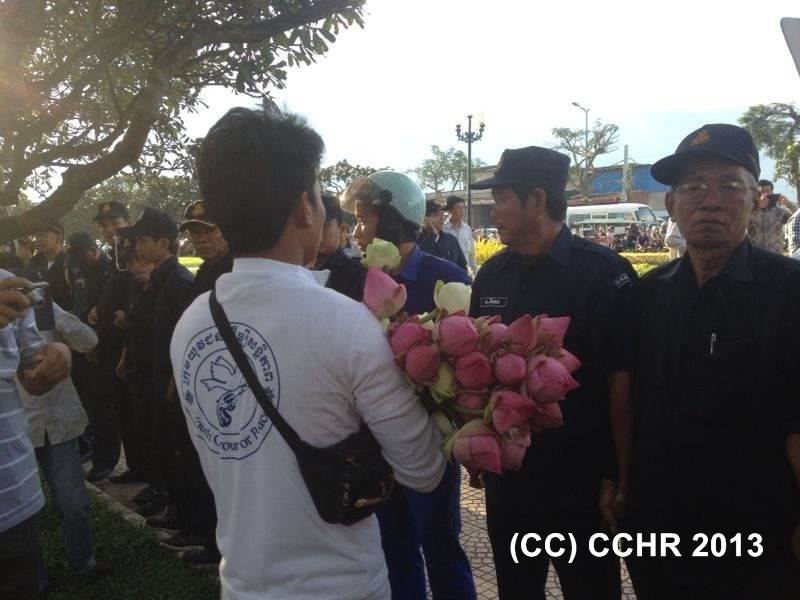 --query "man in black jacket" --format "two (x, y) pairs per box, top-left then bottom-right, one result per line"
(314, 192), (366, 301)
(118, 208), (194, 532)
(26, 220), (72, 310)
(417, 200), (468, 272)
(180, 200), (232, 297)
